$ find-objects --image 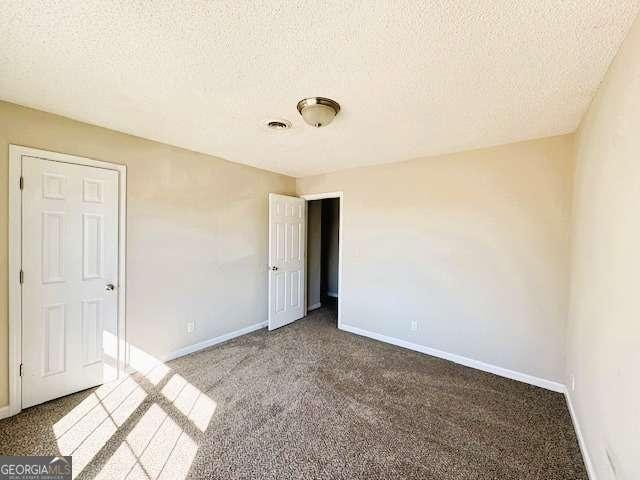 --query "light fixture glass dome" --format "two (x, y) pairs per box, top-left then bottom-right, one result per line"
(297, 97), (340, 127)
